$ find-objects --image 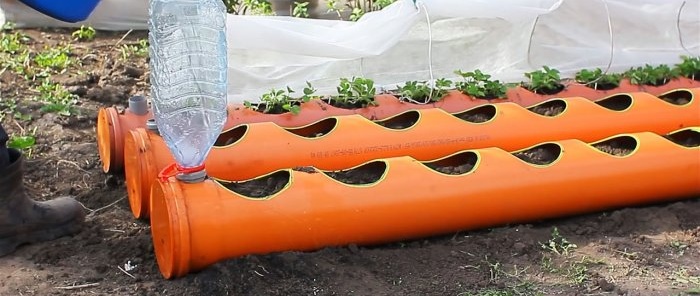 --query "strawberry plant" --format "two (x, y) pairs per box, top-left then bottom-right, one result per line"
(244, 82), (317, 115)
(395, 78), (452, 103)
(625, 64), (679, 86)
(674, 55), (700, 81)
(523, 66), (564, 95)
(332, 76), (377, 108)
(574, 68), (622, 90)
(454, 69), (507, 100)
